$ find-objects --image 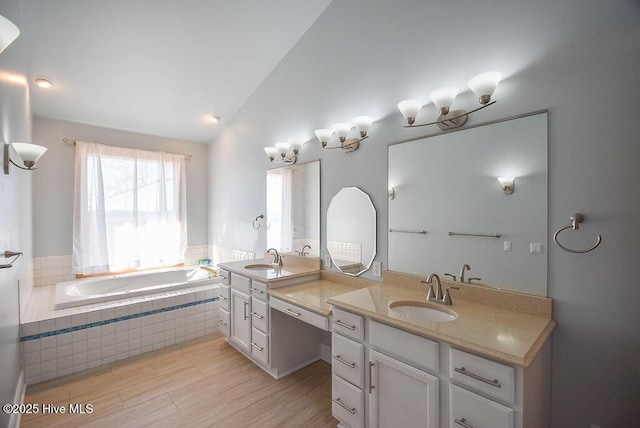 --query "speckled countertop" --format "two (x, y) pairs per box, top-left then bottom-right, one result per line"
(268, 280), (357, 316)
(218, 257), (321, 283)
(326, 283), (556, 368)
